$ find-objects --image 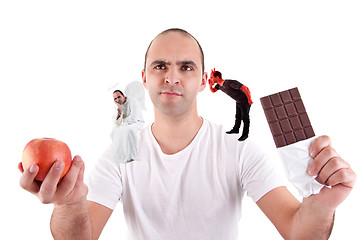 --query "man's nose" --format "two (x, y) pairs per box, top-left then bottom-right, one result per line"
(164, 69), (180, 85)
